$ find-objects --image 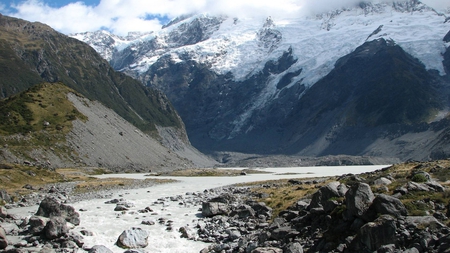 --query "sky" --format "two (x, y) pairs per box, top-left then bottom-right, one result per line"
(1, 0), (449, 35)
